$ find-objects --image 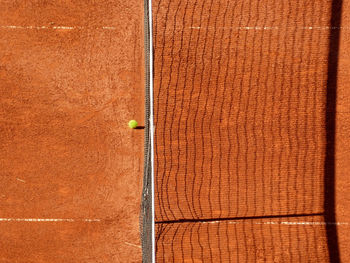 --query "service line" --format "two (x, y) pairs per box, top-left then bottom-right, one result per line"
(0, 25), (116, 30)
(0, 218), (101, 222)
